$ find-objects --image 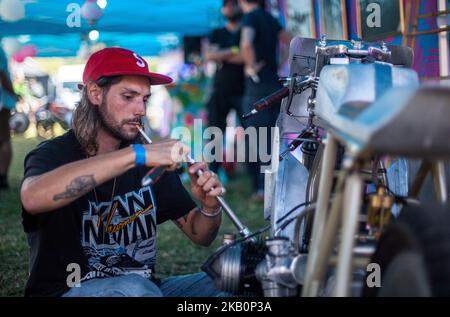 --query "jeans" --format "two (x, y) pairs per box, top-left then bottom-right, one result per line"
(207, 91), (243, 173)
(62, 272), (225, 297)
